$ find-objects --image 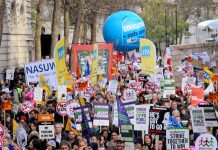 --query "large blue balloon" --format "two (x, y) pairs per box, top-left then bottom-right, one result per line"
(103, 10), (146, 52)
